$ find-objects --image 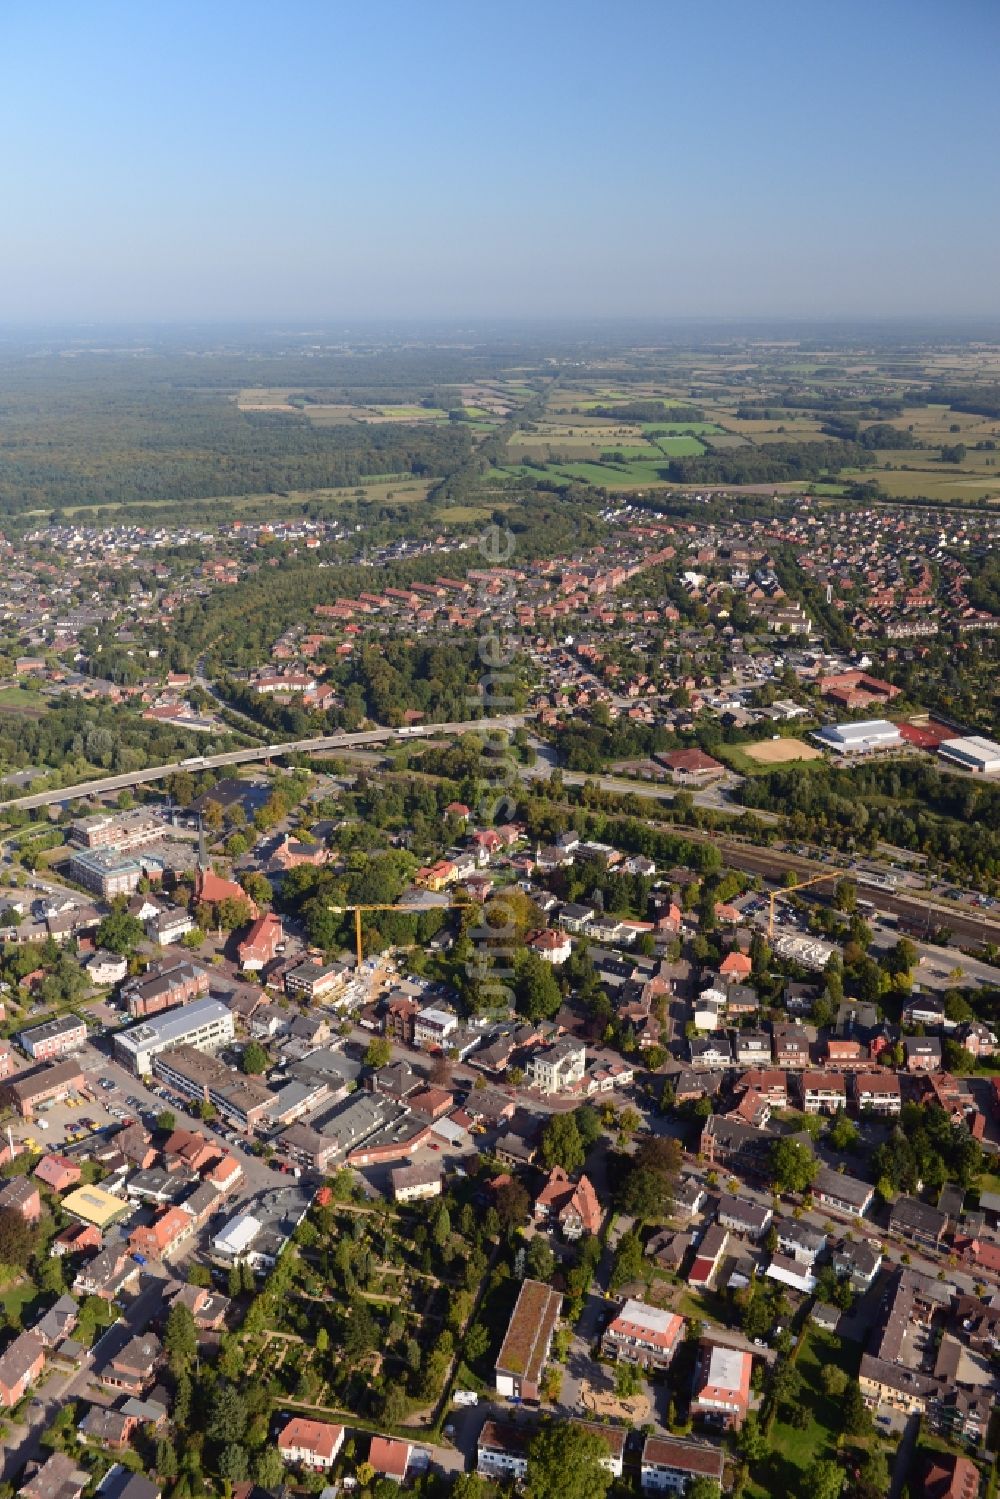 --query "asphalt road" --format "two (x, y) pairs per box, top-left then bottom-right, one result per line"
(0, 1266), (172, 1486)
(0, 714), (526, 813)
